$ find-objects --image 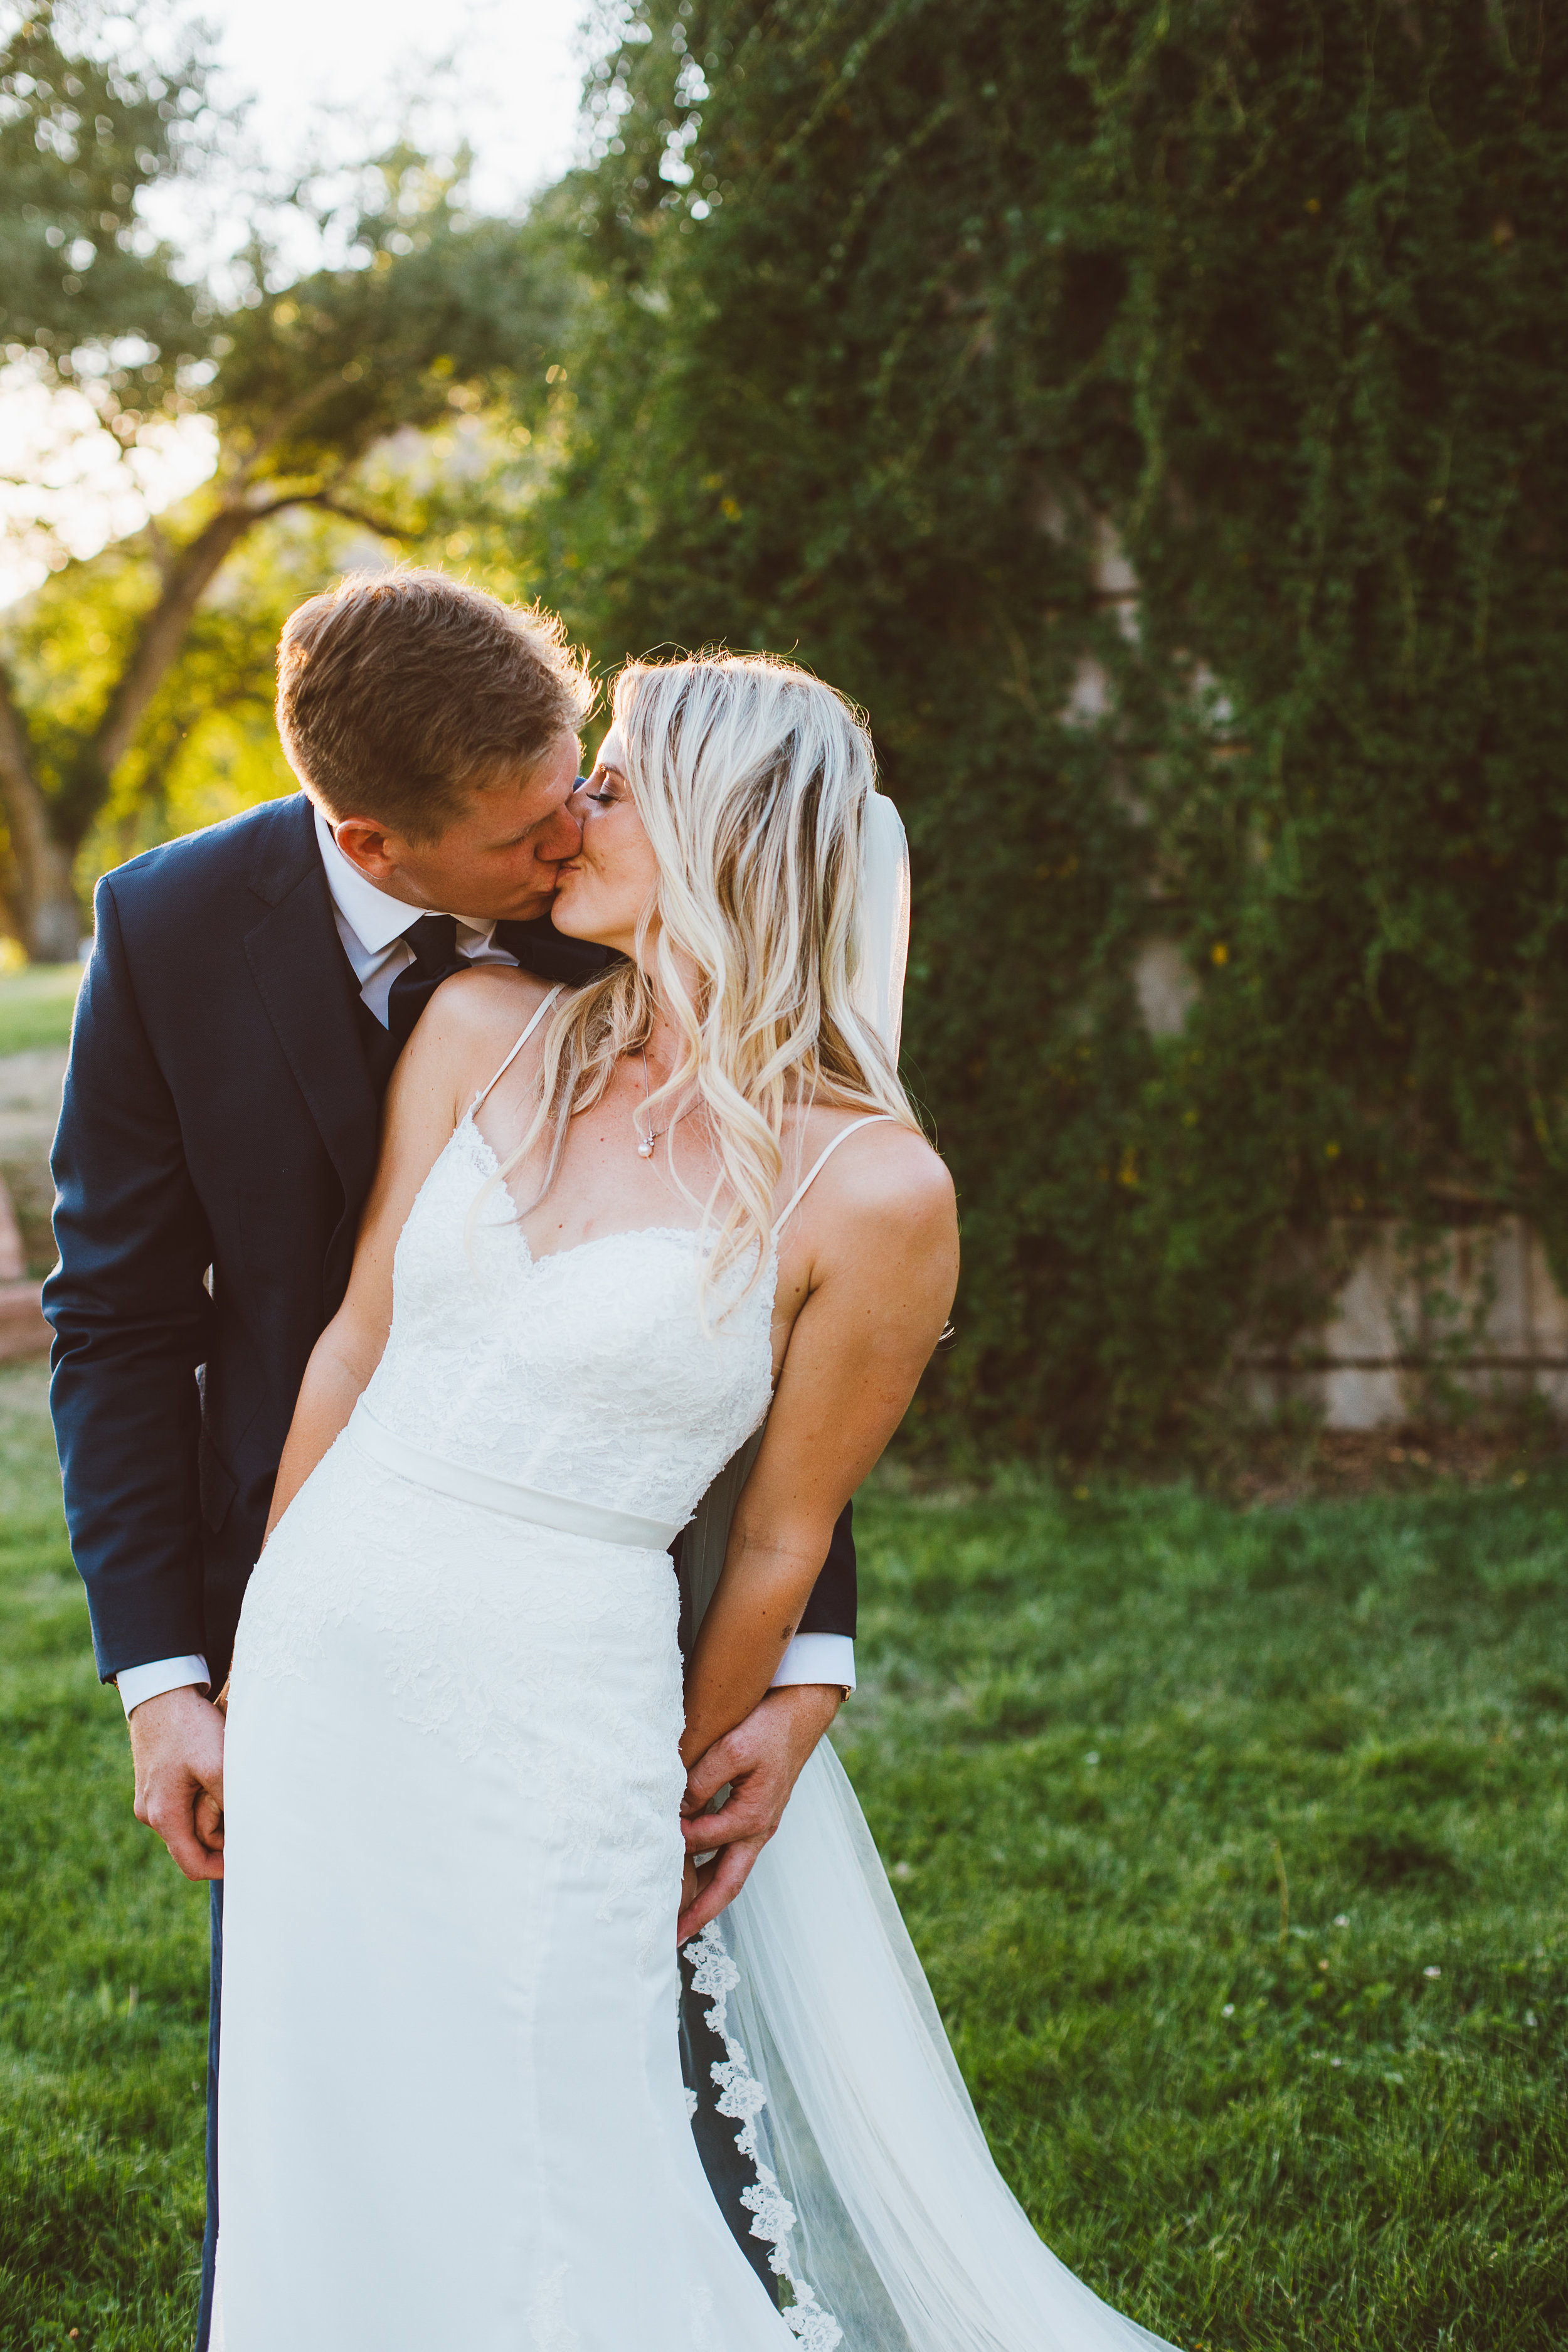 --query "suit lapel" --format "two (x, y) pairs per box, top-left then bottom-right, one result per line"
(243, 797), (379, 1226)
